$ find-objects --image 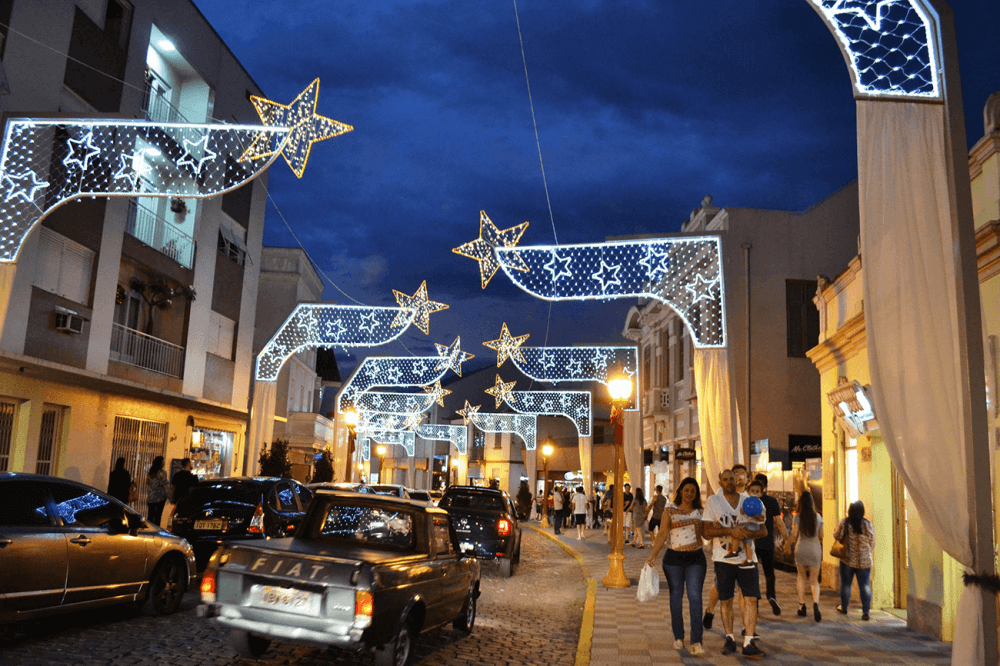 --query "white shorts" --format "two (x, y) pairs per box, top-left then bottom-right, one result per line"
(624, 513), (633, 528)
